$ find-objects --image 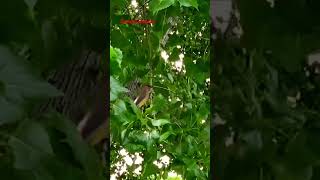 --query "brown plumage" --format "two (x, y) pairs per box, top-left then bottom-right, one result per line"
(134, 85), (153, 108)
